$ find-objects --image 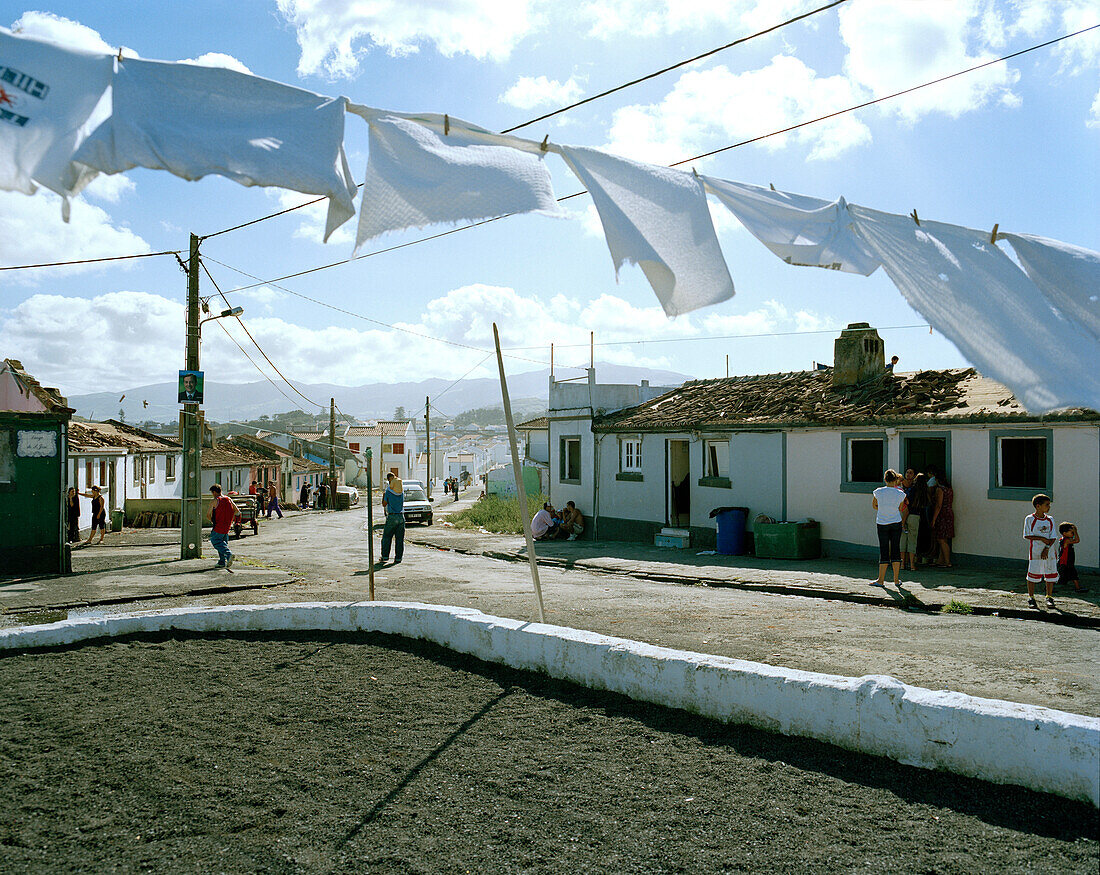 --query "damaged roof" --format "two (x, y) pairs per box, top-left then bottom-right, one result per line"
(2, 359), (73, 414)
(594, 368), (1099, 432)
(70, 420), (181, 452)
